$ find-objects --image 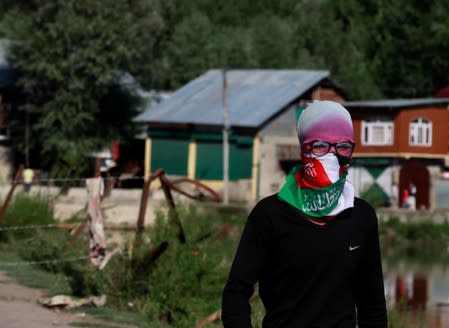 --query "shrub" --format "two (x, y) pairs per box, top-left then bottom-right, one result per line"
(128, 205), (245, 327)
(0, 194), (55, 242)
